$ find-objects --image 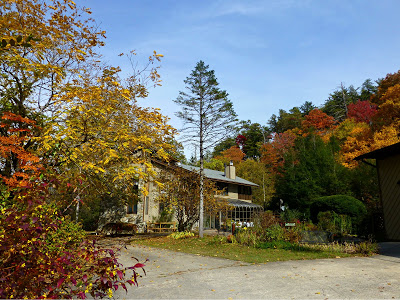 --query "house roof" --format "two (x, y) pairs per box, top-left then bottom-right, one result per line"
(355, 142), (400, 161)
(179, 164), (258, 187)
